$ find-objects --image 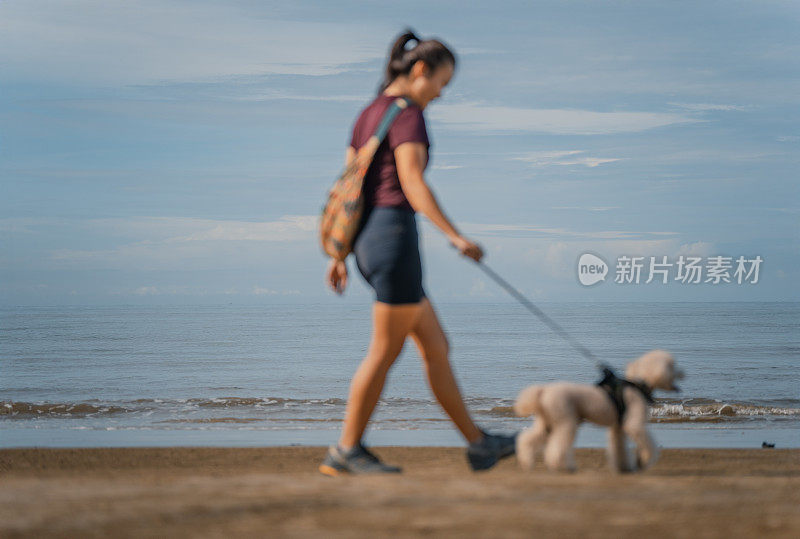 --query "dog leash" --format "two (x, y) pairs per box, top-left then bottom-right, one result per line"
(462, 254), (610, 373)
